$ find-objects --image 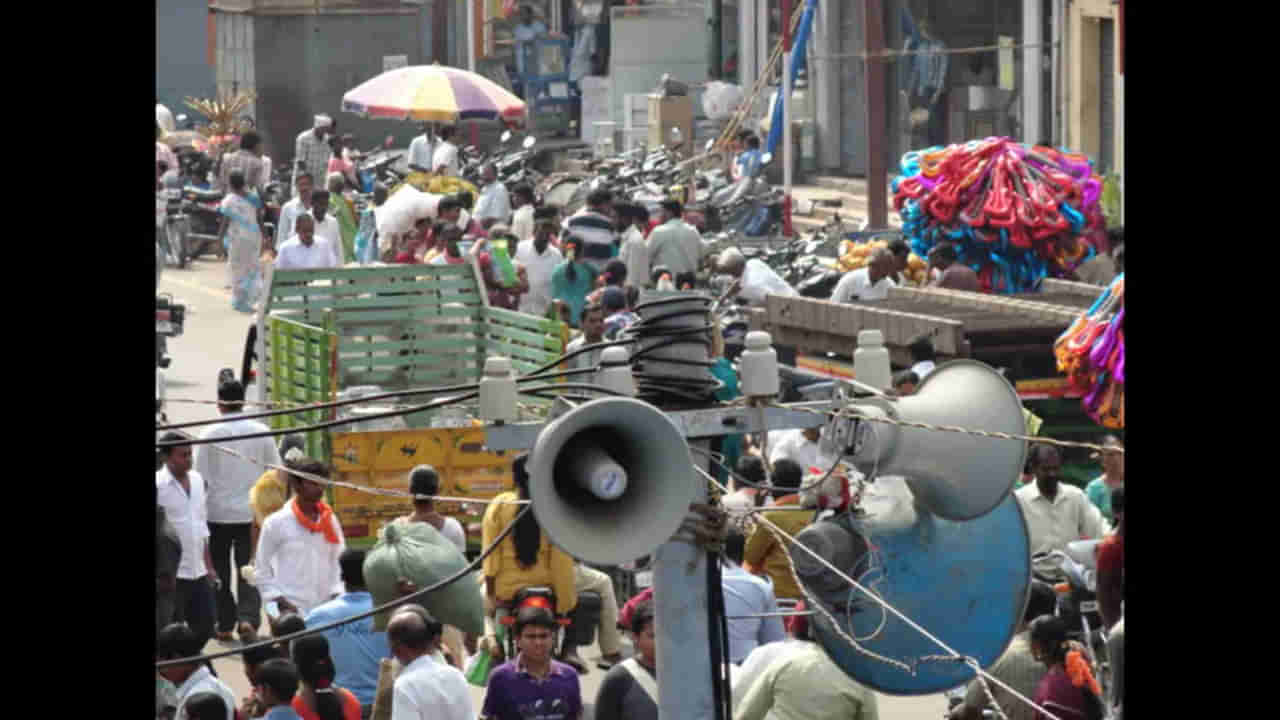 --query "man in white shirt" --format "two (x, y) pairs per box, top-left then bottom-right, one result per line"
(722, 528), (786, 664)
(1015, 445), (1109, 558)
(156, 432), (219, 653)
(193, 377), (283, 643)
(388, 605), (475, 720)
(254, 456), (346, 617)
(432, 126), (460, 177)
(510, 184), (537, 244)
(474, 163), (512, 226)
(275, 215), (338, 271)
(907, 333), (937, 380)
(716, 247), (797, 306)
(831, 247), (897, 304)
(616, 203), (651, 289)
(646, 199), (709, 286)
(277, 171), (315, 248)
(407, 123), (436, 172)
(565, 302), (605, 371)
(157, 622), (237, 720)
(767, 427), (821, 472)
(515, 207), (564, 316)
(308, 190), (345, 266)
